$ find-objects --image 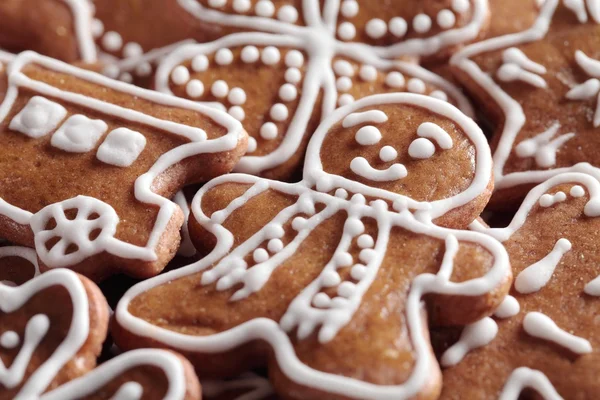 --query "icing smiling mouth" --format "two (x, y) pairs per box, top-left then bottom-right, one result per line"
(350, 156), (408, 182)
